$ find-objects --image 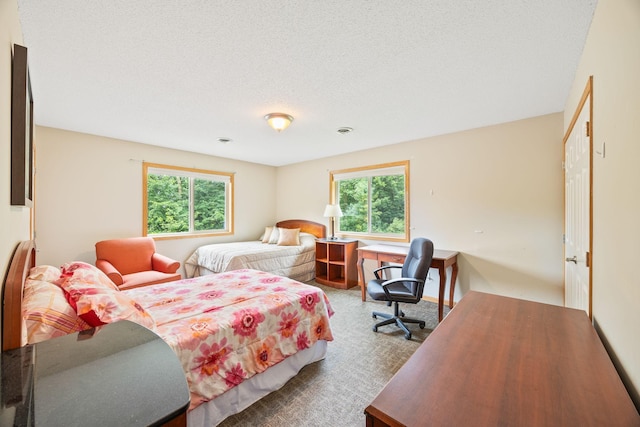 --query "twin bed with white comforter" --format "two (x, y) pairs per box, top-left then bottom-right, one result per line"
(184, 219), (326, 283)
